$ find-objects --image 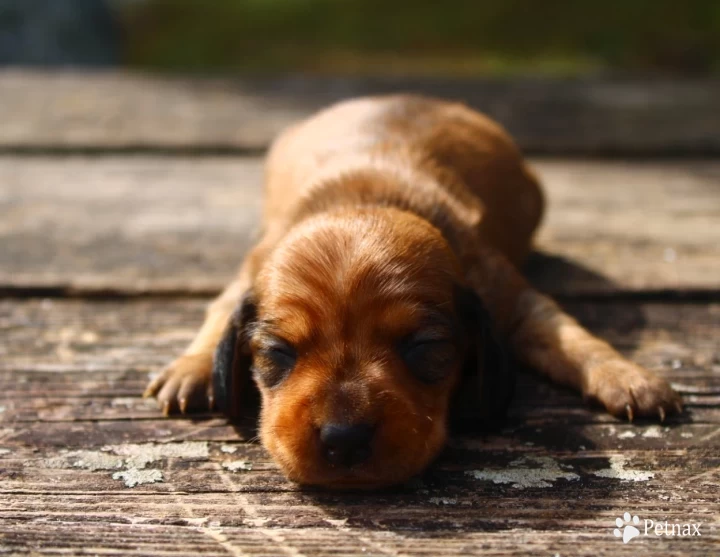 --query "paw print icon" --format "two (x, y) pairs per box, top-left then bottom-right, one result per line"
(614, 512), (641, 543)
